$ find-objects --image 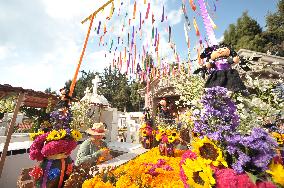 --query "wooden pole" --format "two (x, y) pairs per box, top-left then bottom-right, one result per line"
(81, 0), (115, 24)
(0, 92), (25, 178)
